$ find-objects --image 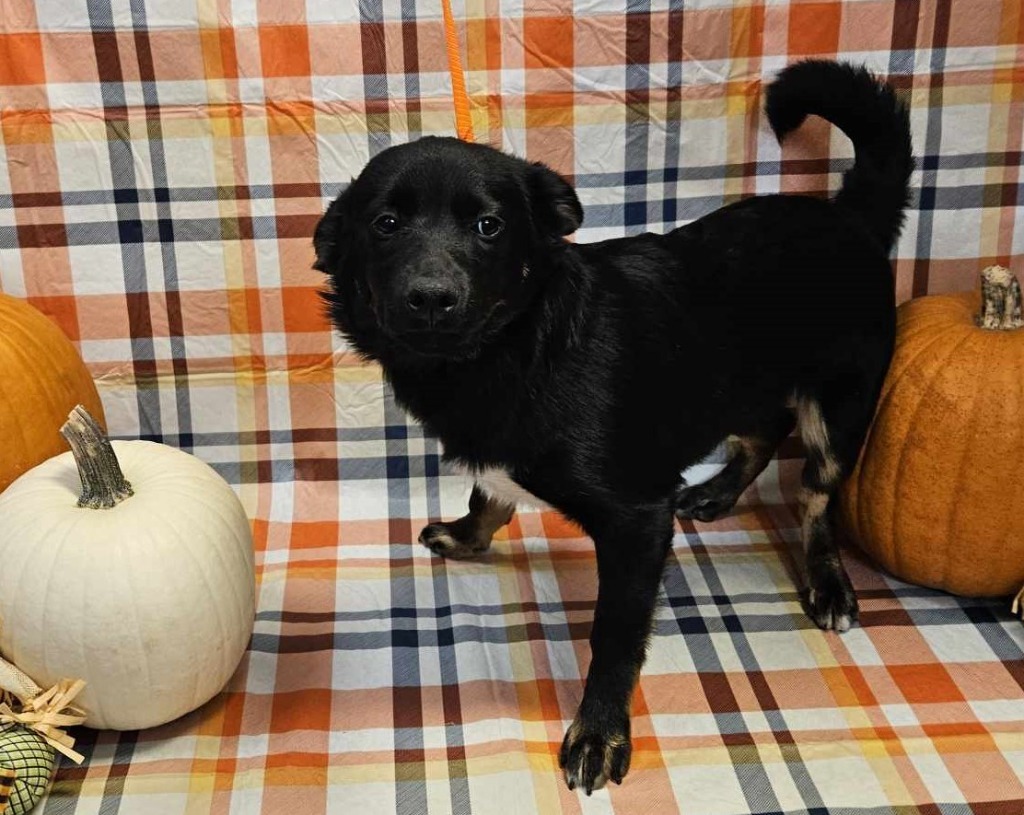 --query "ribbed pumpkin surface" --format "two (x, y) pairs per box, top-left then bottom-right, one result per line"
(0, 294), (105, 493)
(841, 290), (1024, 597)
